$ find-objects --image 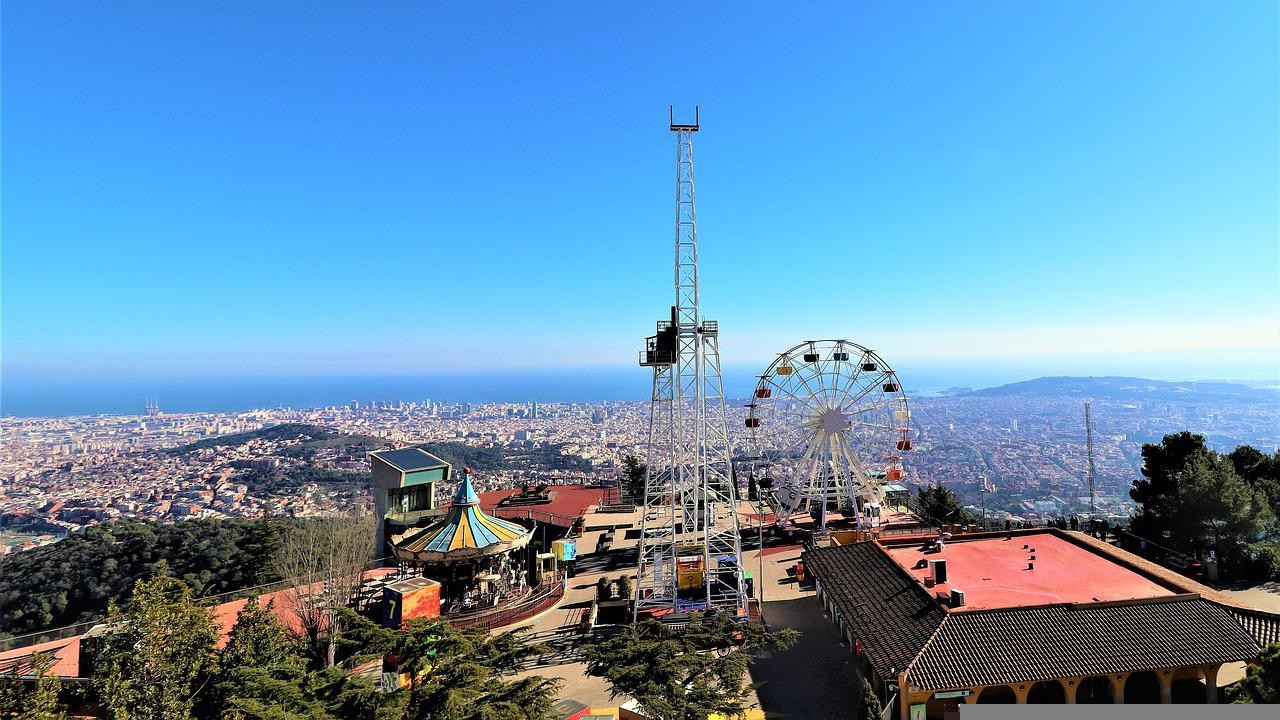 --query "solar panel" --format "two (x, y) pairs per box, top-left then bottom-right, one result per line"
(373, 447), (448, 472)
